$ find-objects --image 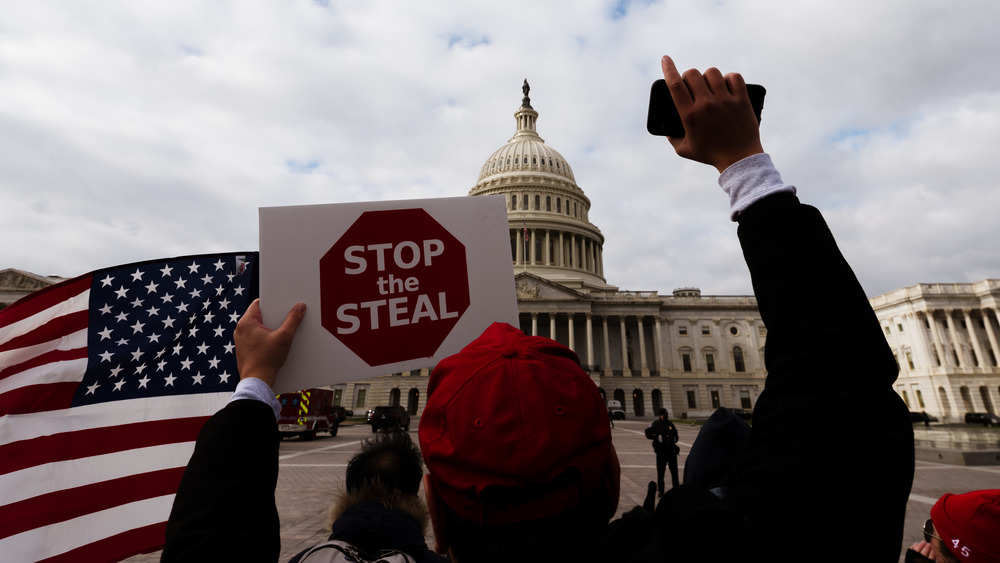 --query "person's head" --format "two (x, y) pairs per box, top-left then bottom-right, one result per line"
(927, 489), (1000, 563)
(418, 322), (620, 562)
(659, 407), (668, 420)
(345, 429), (424, 496)
(329, 430), (431, 535)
